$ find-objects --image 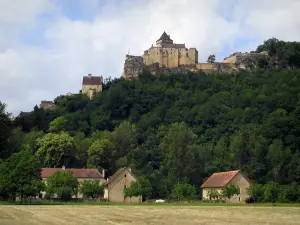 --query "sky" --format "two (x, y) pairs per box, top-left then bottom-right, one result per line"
(1, 0), (300, 115)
